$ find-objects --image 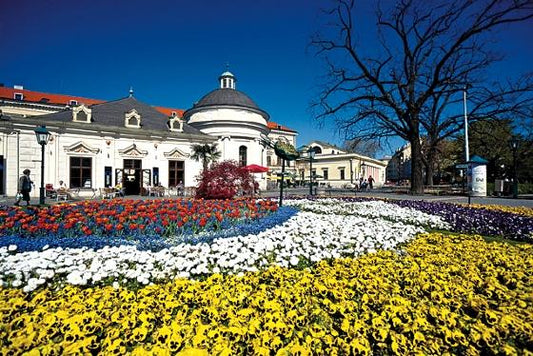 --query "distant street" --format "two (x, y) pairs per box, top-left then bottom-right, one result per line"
(262, 187), (533, 208)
